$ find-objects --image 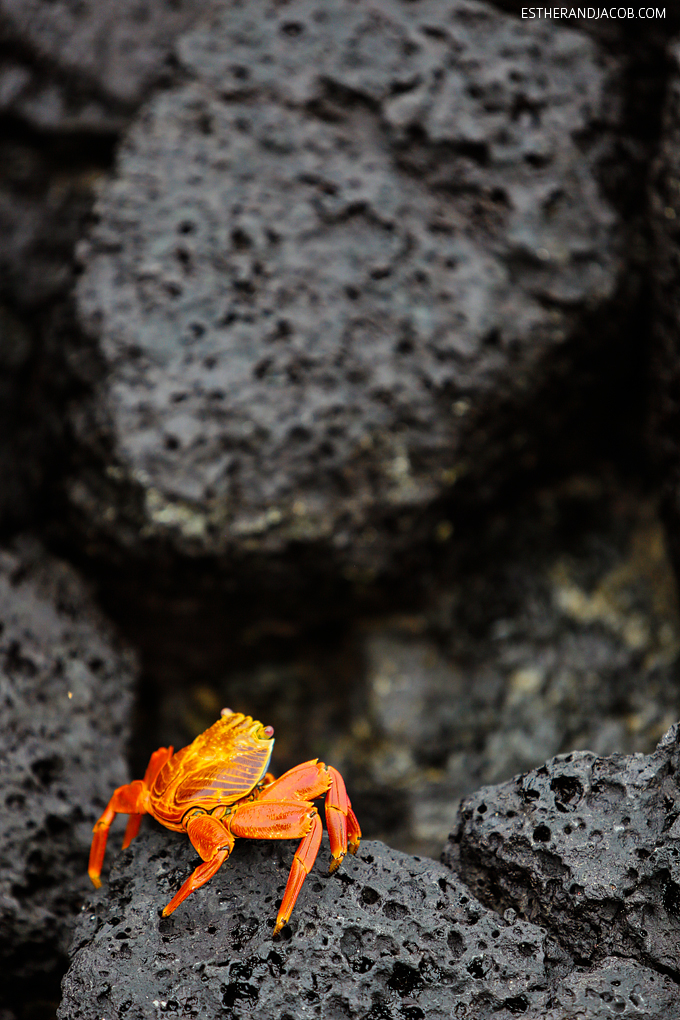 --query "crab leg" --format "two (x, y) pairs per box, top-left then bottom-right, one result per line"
(162, 814), (234, 916)
(325, 766), (361, 872)
(88, 780), (147, 888)
(257, 760), (361, 873)
(88, 746), (174, 888)
(228, 799), (323, 934)
(121, 746), (175, 850)
(257, 759), (331, 802)
(274, 811), (322, 936)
